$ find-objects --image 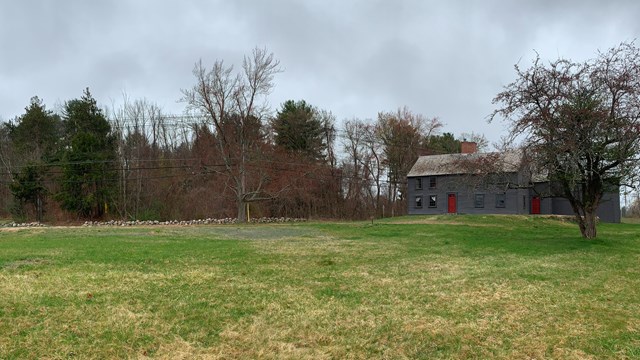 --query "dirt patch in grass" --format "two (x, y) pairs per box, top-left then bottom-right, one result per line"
(389, 219), (494, 226)
(3, 258), (51, 269)
(0, 227), (21, 232)
(388, 215), (580, 229)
